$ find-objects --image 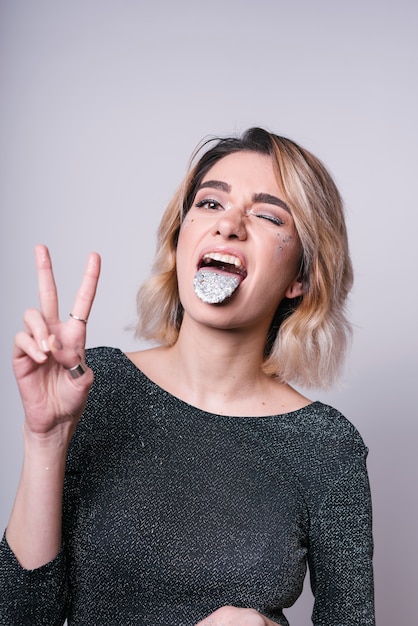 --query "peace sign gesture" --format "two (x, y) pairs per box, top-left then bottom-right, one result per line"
(13, 244), (101, 440)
